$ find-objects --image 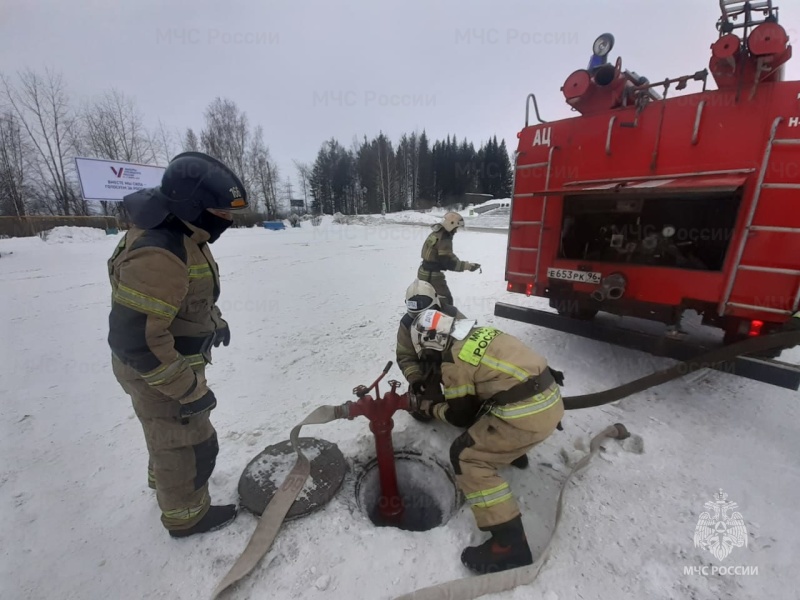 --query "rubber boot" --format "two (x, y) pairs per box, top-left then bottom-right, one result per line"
(169, 504), (238, 538)
(510, 454), (528, 469)
(461, 515), (534, 574)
